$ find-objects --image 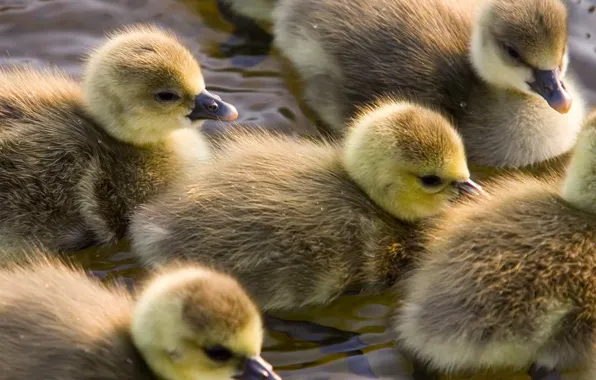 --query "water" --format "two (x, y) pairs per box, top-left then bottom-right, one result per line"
(2, 0), (595, 379)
